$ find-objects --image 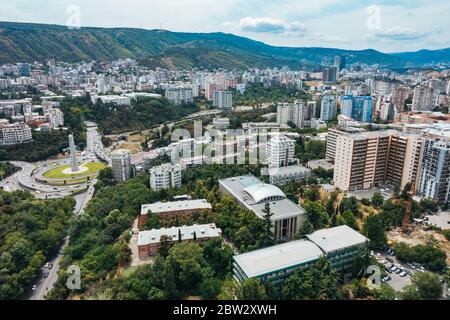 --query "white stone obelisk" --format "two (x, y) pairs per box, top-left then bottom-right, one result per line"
(69, 134), (79, 172)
